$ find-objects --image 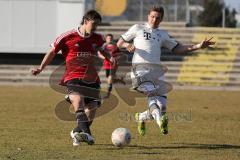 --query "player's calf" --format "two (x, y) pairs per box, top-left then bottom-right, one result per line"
(135, 113), (146, 136)
(160, 113), (168, 135)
